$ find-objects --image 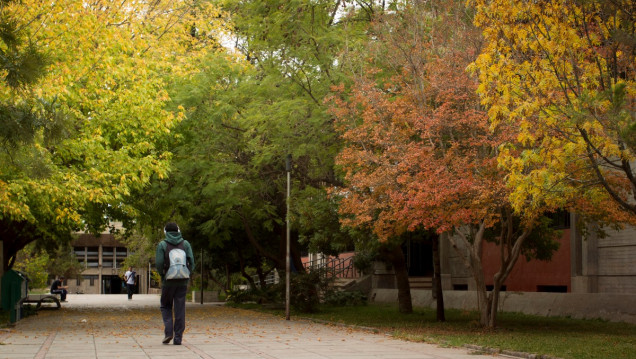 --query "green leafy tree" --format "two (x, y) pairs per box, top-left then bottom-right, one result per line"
(138, 1), (379, 289)
(44, 244), (83, 281)
(0, 0), (224, 272)
(13, 242), (82, 289)
(13, 244), (49, 290)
